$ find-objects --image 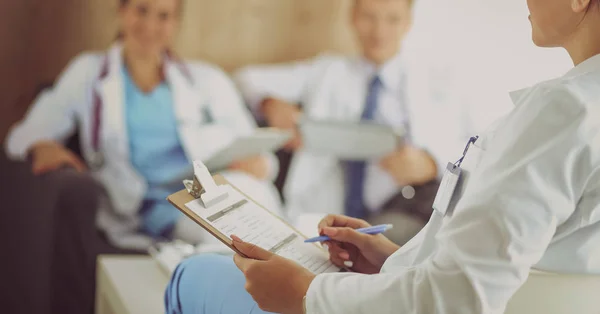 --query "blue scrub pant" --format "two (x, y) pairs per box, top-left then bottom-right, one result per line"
(164, 254), (272, 314)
